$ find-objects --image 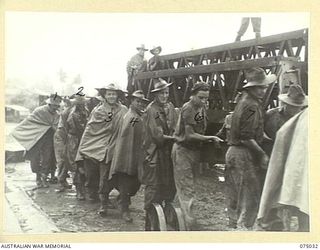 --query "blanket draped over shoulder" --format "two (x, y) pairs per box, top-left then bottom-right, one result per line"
(11, 105), (59, 151)
(109, 107), (144, 179)
(76, 102), (127, 162)
(258, 108), (308, 221)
